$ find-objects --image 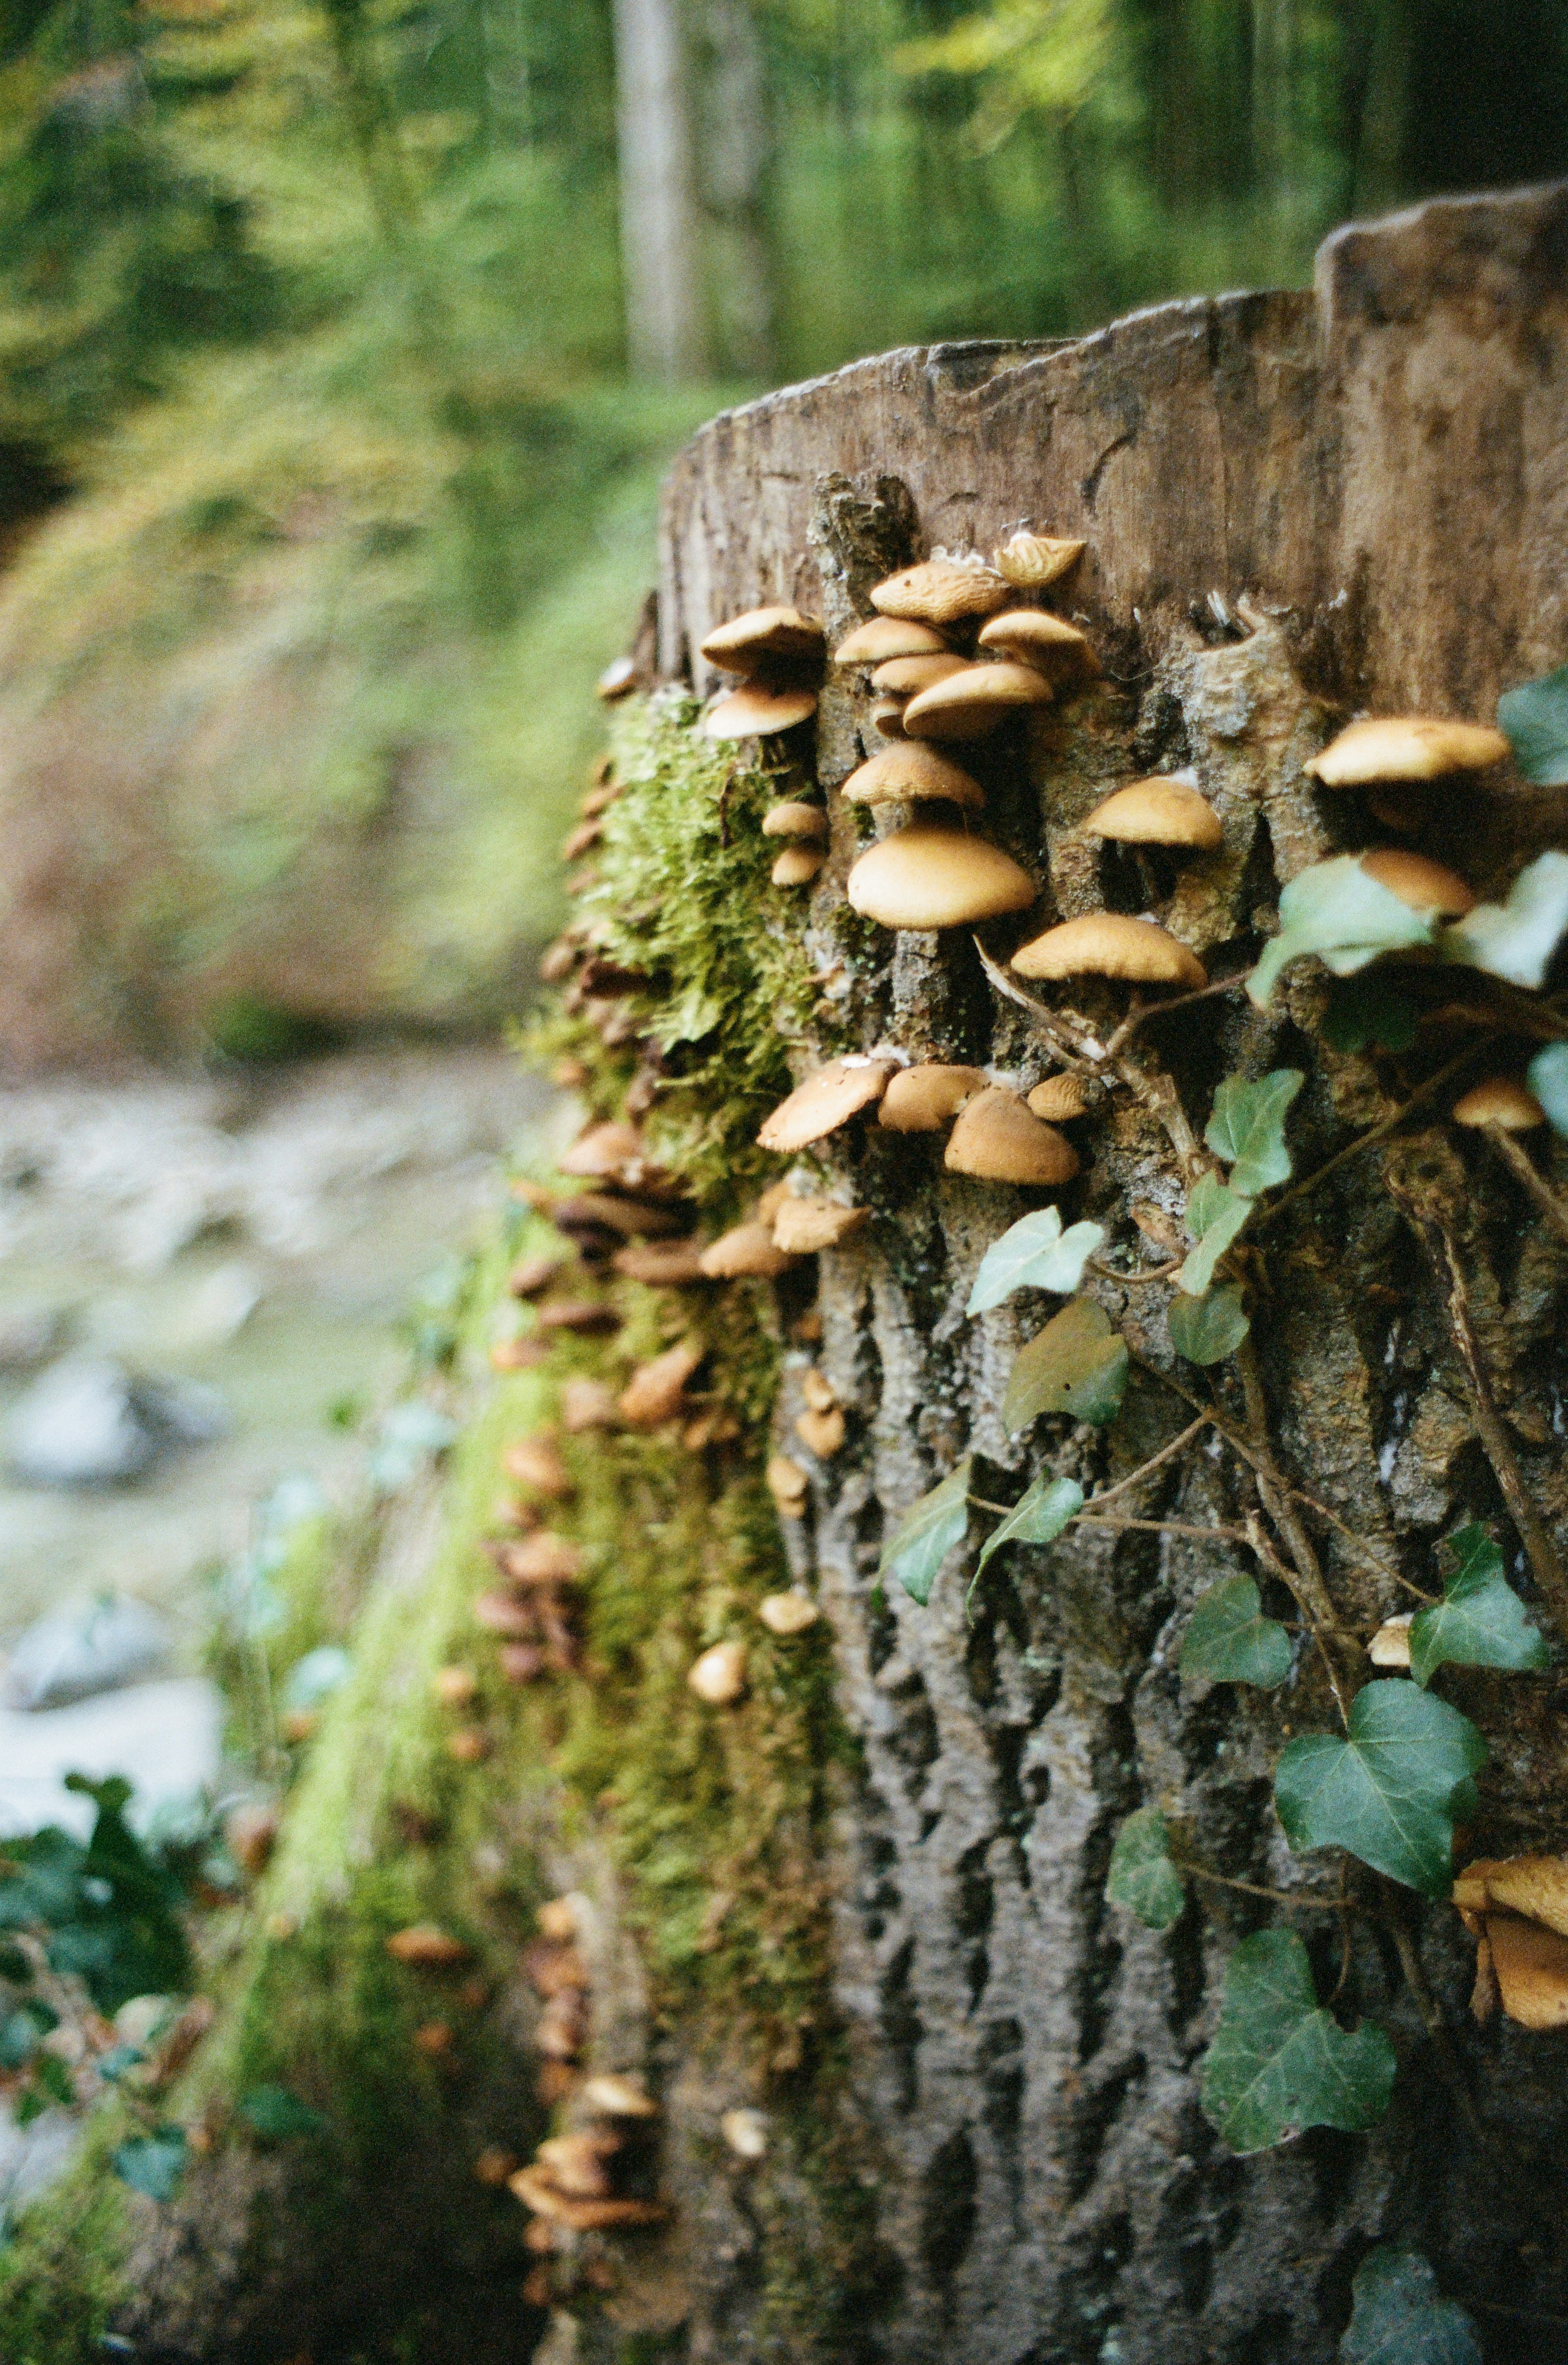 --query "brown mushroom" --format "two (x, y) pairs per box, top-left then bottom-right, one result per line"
(504, 1531), (584, 1585)
(771, 845), (826, 887)
(580, 2071), (660, 2119)
(560, 1376), (620, 1431)
(553, 1192), (685, 1240)
(433, 1665), (480, 1707)
(508, 2168), (665, 2231)
(688, 1640), (748, 1705)
(846, 828), (1035, 930)
(536, 2133), (623, 2197)
(502, 1434), (572, 1499)
(508, 1253), (565, 1299)
(903, 662), (1053, 741)
(871, 558), (1007, 626)
(538, 1896), (579, 1942)
(840, 744), (985, 810)
(772, 1192), (871, 1252)
(1026, 1073), (1089, 1121)
(870, 653), (970, 698)
(1367, 1614), (1413, 1668)
(537, 1301), (623, 1335)
(700, 1222), (800, 1279)
(993, 530), (1086, 590)
(761, 801), (829, 840)
(757, 1059), (896, 1152)
(766, 1454), (809, 1514)
(612, 1237), (712, 1286)
(944, 1086), (1079, 1185)
(1083, 778), (1223, 851)
(597, 656), (637, 703)
(1453, 1854), (1568, 1937)
(1307, 716), (1512, 785)
(834, 617), (951, 666)
(386, 1925), (471, 1968)
(1361, 848), (1476, 915)
(619, 1340), (705, 1428)
(559, 1121), (645, 1181)
(703, 683), (818, 740)
(796, 1405), (846, 1458)
(1011, 912), (1206, 988)
(699, 606), (824, 675)
(870, 696), (908, 738)
(759, 1592), (820, 1636)
(1452, 1077), (1546, 1130)
(977, 609), (1099, 681)
(878, 1062), (988, 1130)
(1485, 1913), (1568, 2030)
(448, 1727), (490, 1765)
